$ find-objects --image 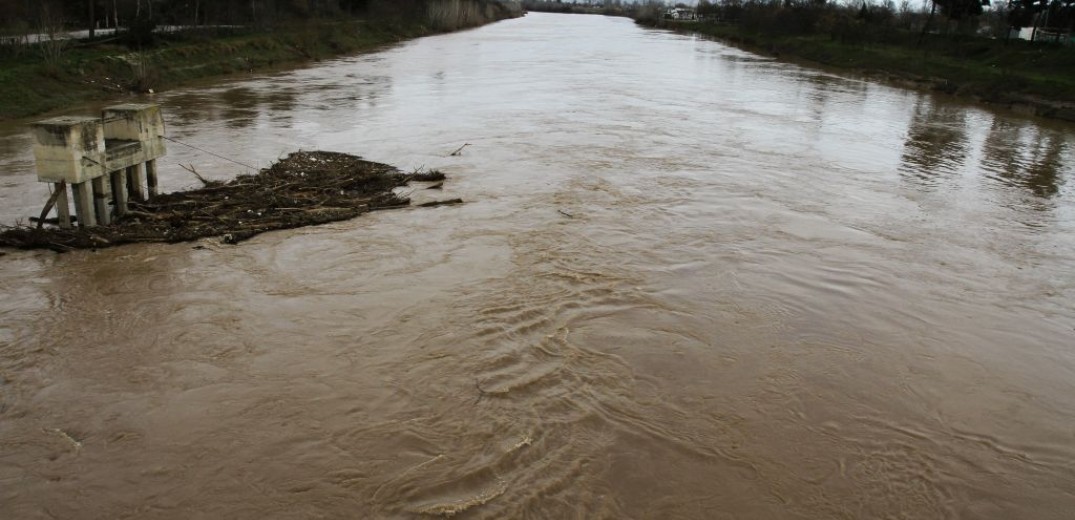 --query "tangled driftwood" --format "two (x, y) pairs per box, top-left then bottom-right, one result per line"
(0, 151), (453, 252)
